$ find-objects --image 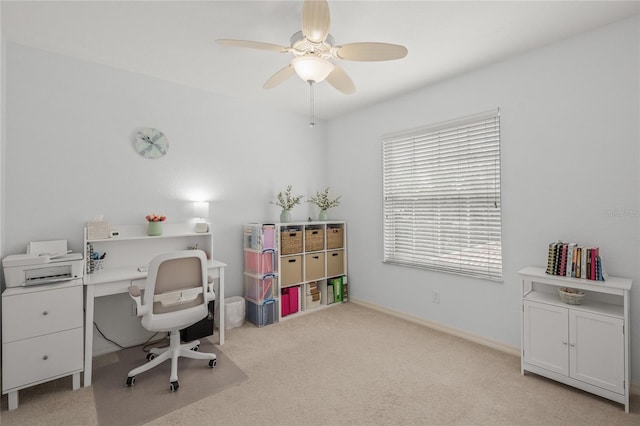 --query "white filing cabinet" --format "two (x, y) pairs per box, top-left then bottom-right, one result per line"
(519, 266), (631, 412)
(2, 280), (84, 410)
